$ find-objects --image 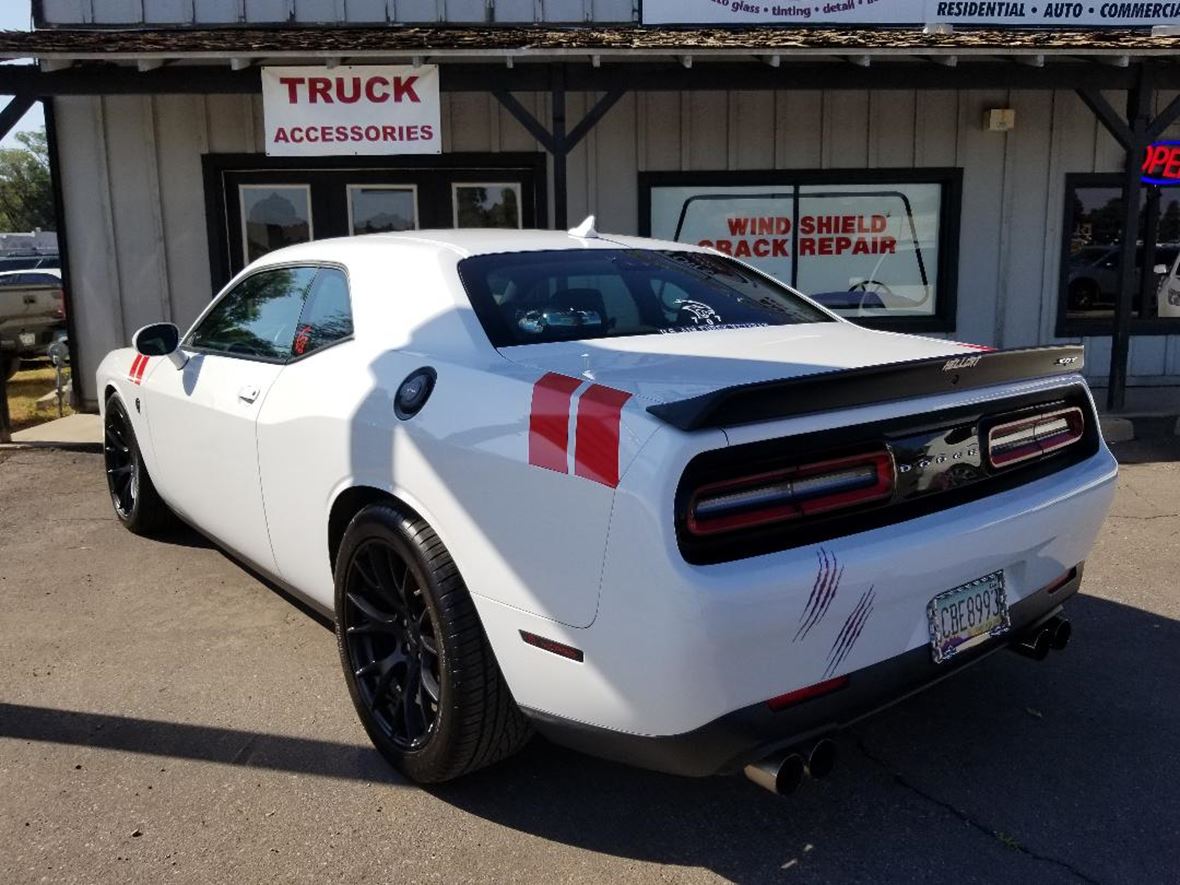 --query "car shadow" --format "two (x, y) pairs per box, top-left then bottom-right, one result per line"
(6, 594), (1172, 882)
